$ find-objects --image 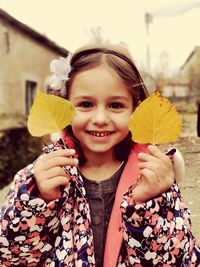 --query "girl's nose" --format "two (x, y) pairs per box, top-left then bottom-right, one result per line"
(91, 107), (109, 125)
